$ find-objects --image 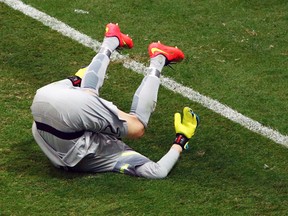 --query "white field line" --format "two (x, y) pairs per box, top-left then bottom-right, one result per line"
(2, 0), (288, 147)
